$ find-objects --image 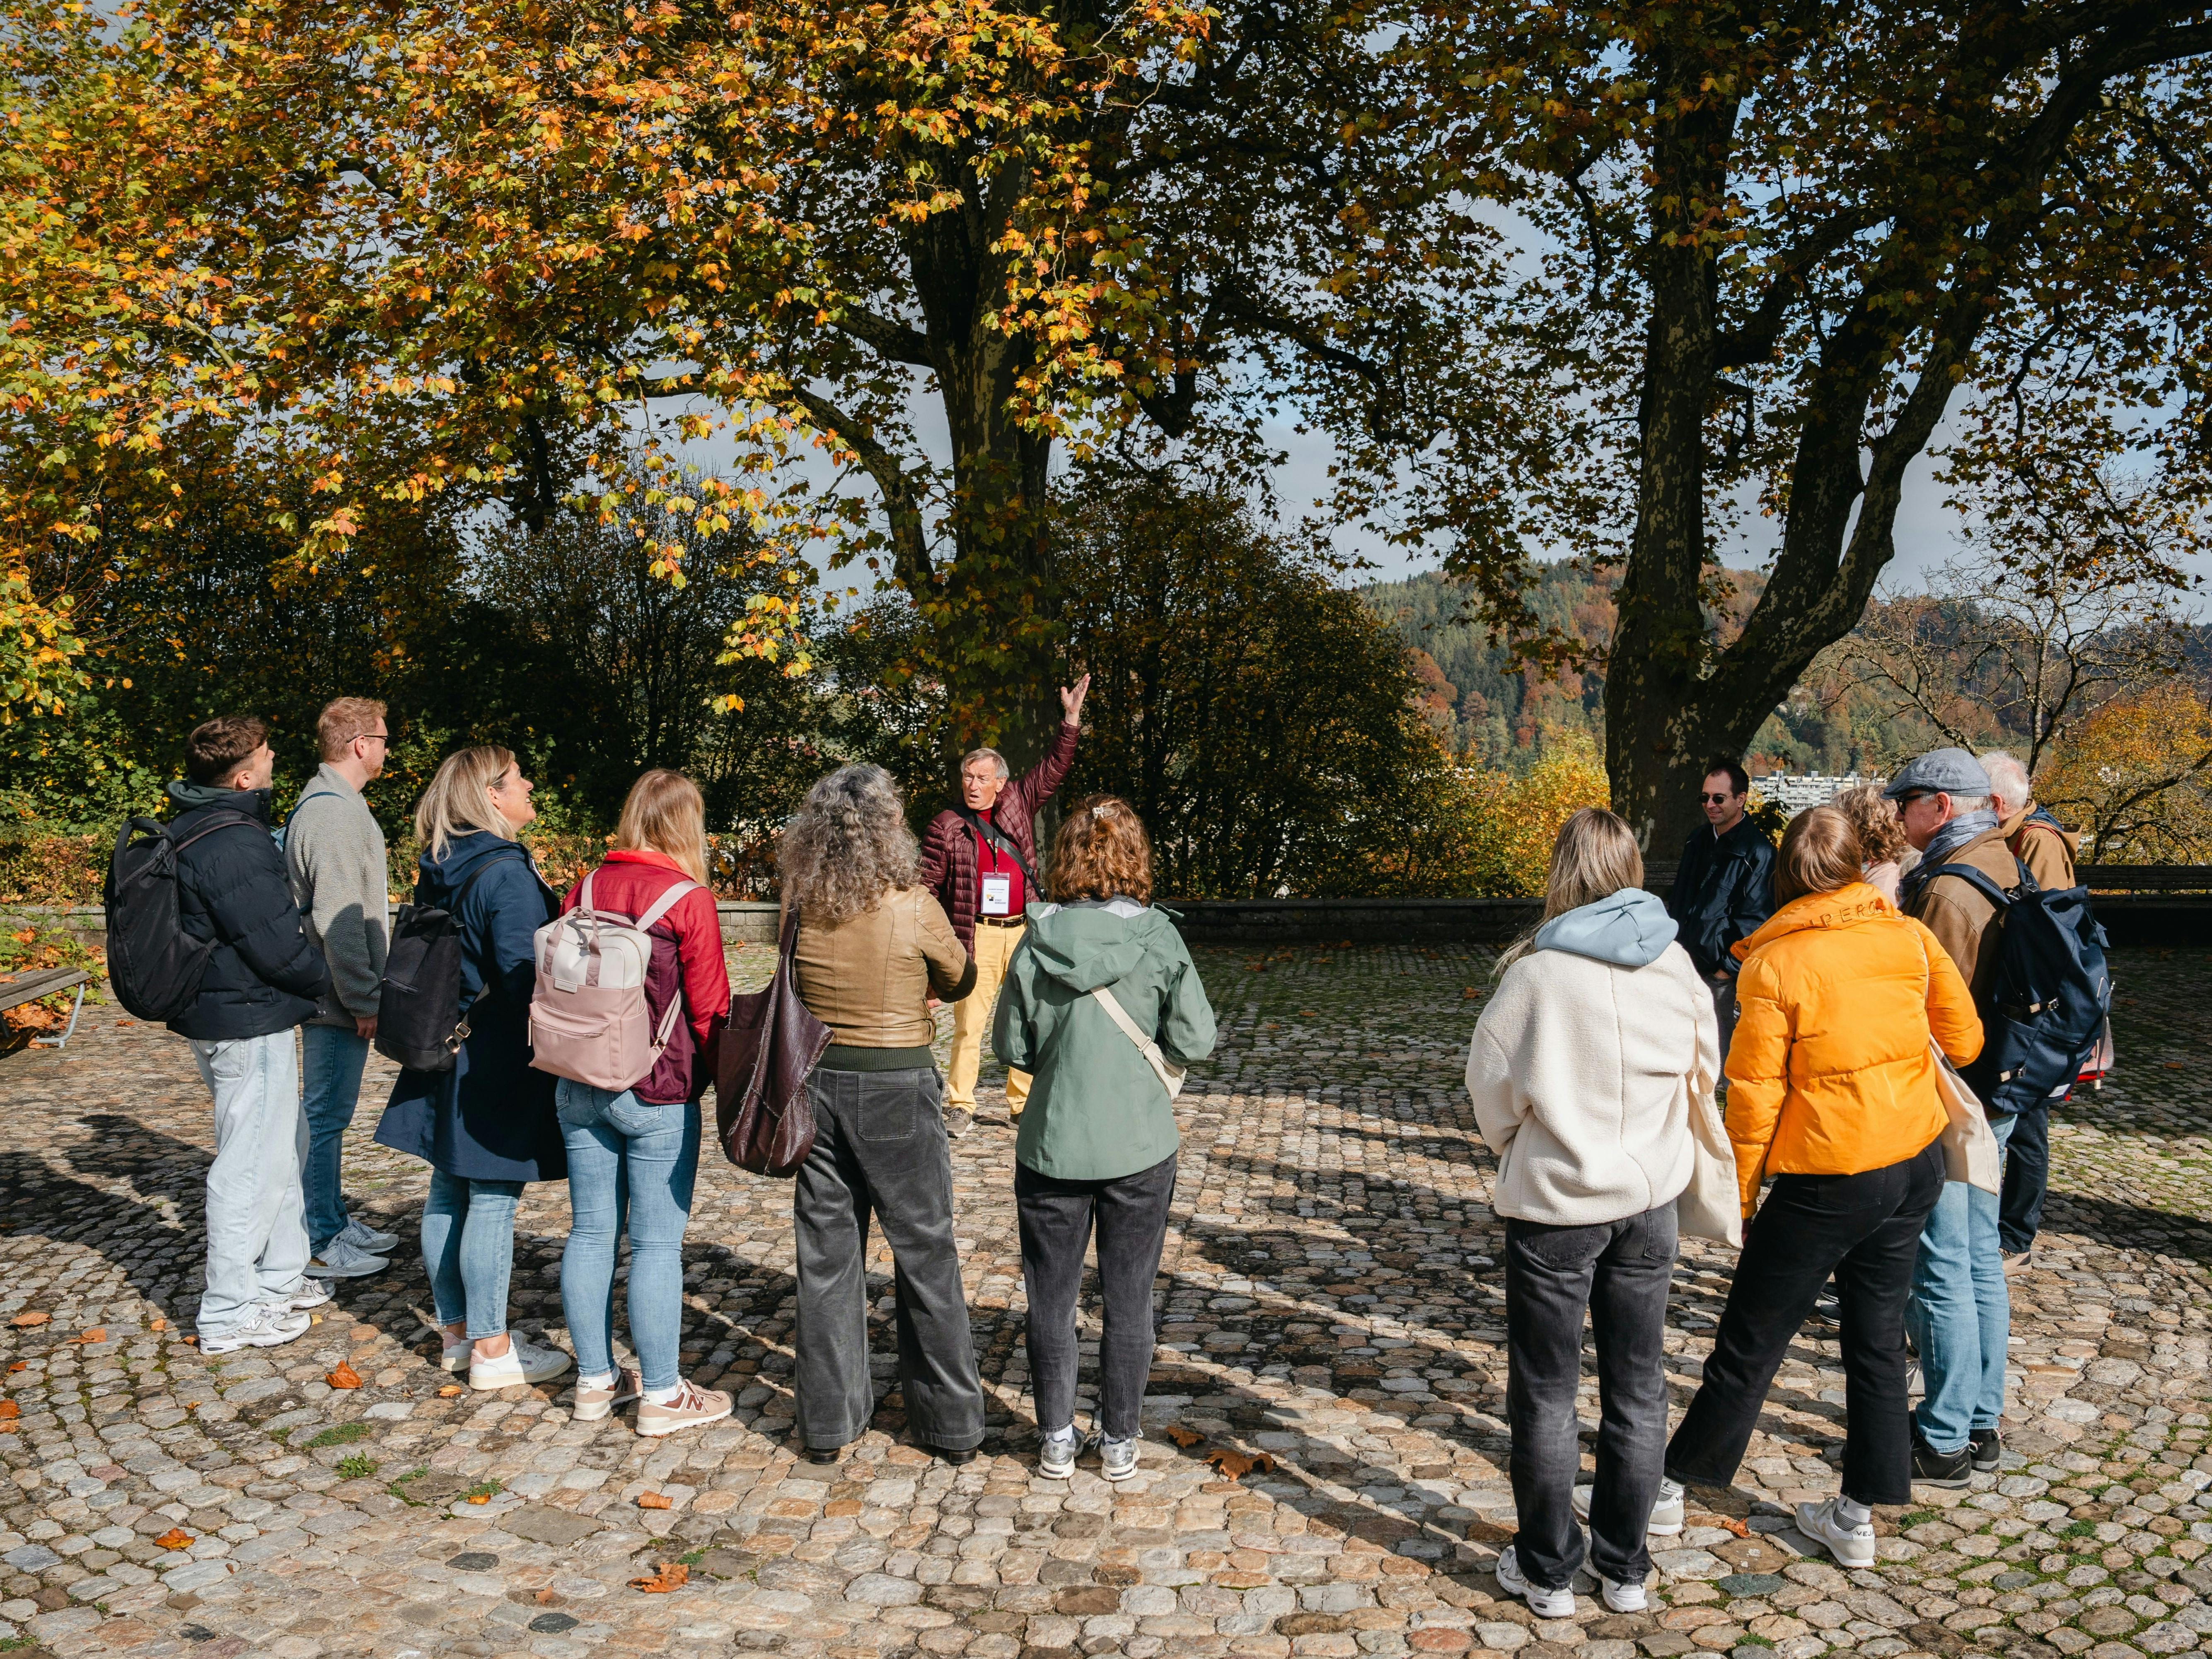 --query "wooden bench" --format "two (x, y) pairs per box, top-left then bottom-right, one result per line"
(0, 967), (91, 1049)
